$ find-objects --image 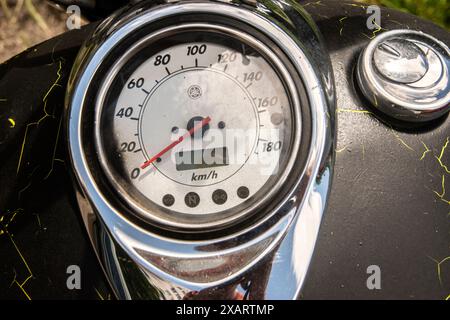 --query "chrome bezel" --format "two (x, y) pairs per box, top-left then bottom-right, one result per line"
(93, 23), (302, 231)
(67, 1), (334, 299)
